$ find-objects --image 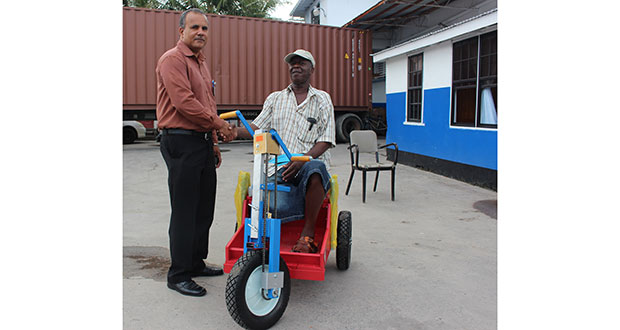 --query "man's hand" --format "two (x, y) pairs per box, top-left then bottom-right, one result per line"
(282, 160), (305, 182)
(217, 123), (237, 142)
(213, 145), (222, 168)
(234, 123), (259, 140)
